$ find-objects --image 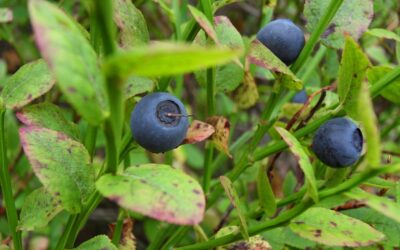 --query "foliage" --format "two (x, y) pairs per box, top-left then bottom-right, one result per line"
(0, 0), (400, 249)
